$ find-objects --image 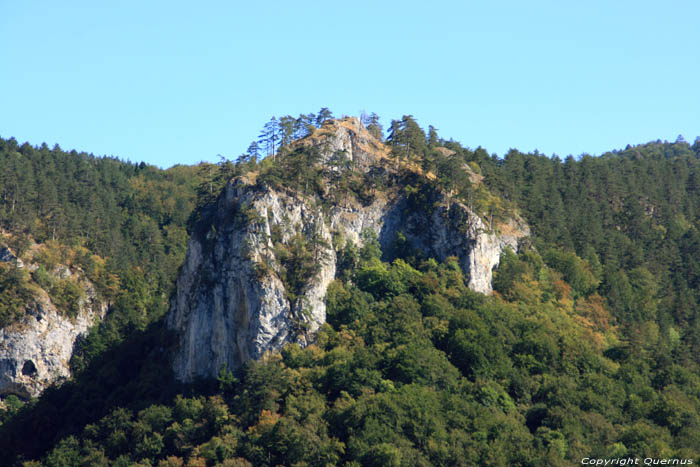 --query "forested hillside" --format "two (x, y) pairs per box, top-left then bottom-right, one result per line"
(2, 119), (700, 465)
(0, 137), (213, 375)
(0, 137), (201, 285)
(479, 137), (700, 353)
